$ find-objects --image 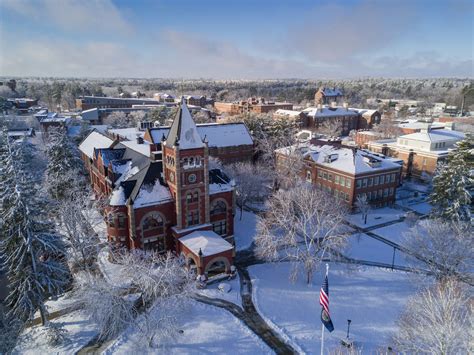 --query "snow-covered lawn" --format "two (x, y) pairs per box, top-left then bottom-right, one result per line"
(105, 300), (272, 354)
(346, 233), (406, 266)
(234, 210), (259, 251)
(249, 262), (419, 354)
(346, 207), (405, 229)
(405, 201), (433, 215)
(15, 311), (97, 355)
(371, 222), (411, 245)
